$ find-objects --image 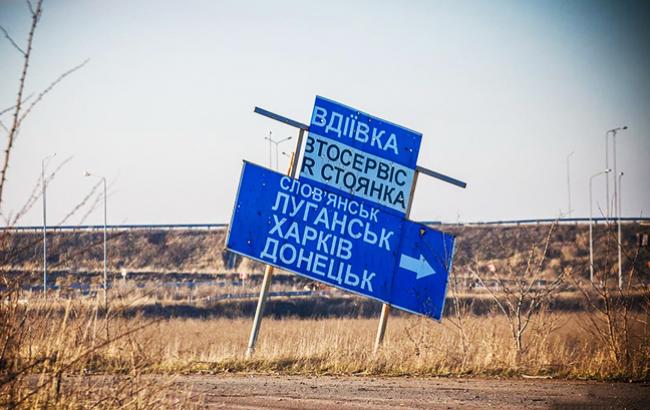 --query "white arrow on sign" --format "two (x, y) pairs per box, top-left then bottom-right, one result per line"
(399, 253), (436, 279)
